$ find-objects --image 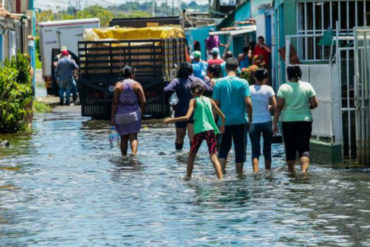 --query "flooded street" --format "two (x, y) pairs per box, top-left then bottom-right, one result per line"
(1, 107), (370, 246)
